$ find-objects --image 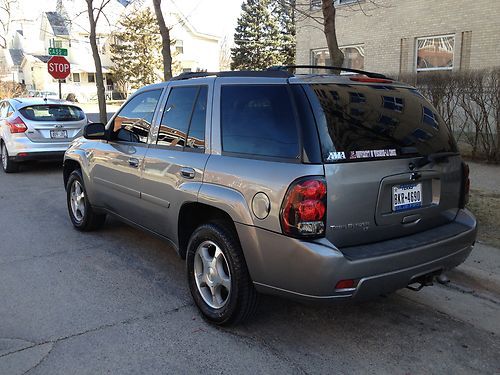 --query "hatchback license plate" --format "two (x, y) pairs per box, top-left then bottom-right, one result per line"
(392, 183), (422, 212)
(50, 129), (67, 139)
